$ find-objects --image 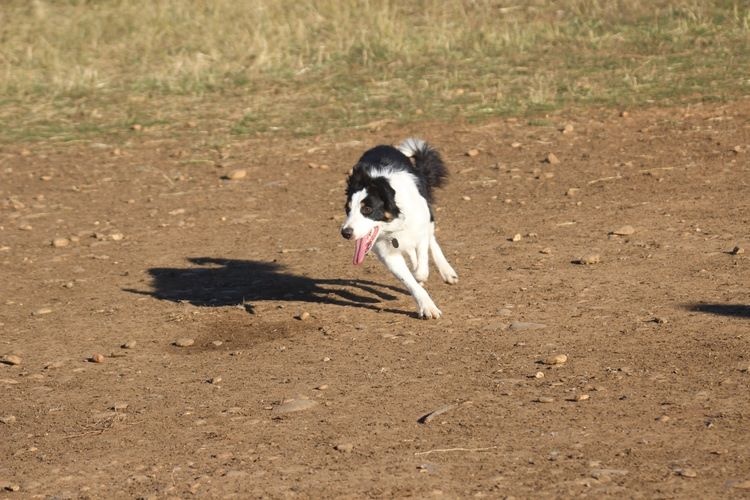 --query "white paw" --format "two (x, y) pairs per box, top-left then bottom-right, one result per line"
(439, 267), (458, 285)
(418, 300), (442, 319)
(415, 272), (428, 285)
